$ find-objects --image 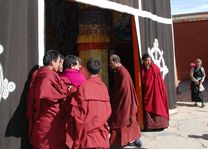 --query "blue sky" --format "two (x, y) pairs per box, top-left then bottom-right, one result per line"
(171, 0), (208, 15)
